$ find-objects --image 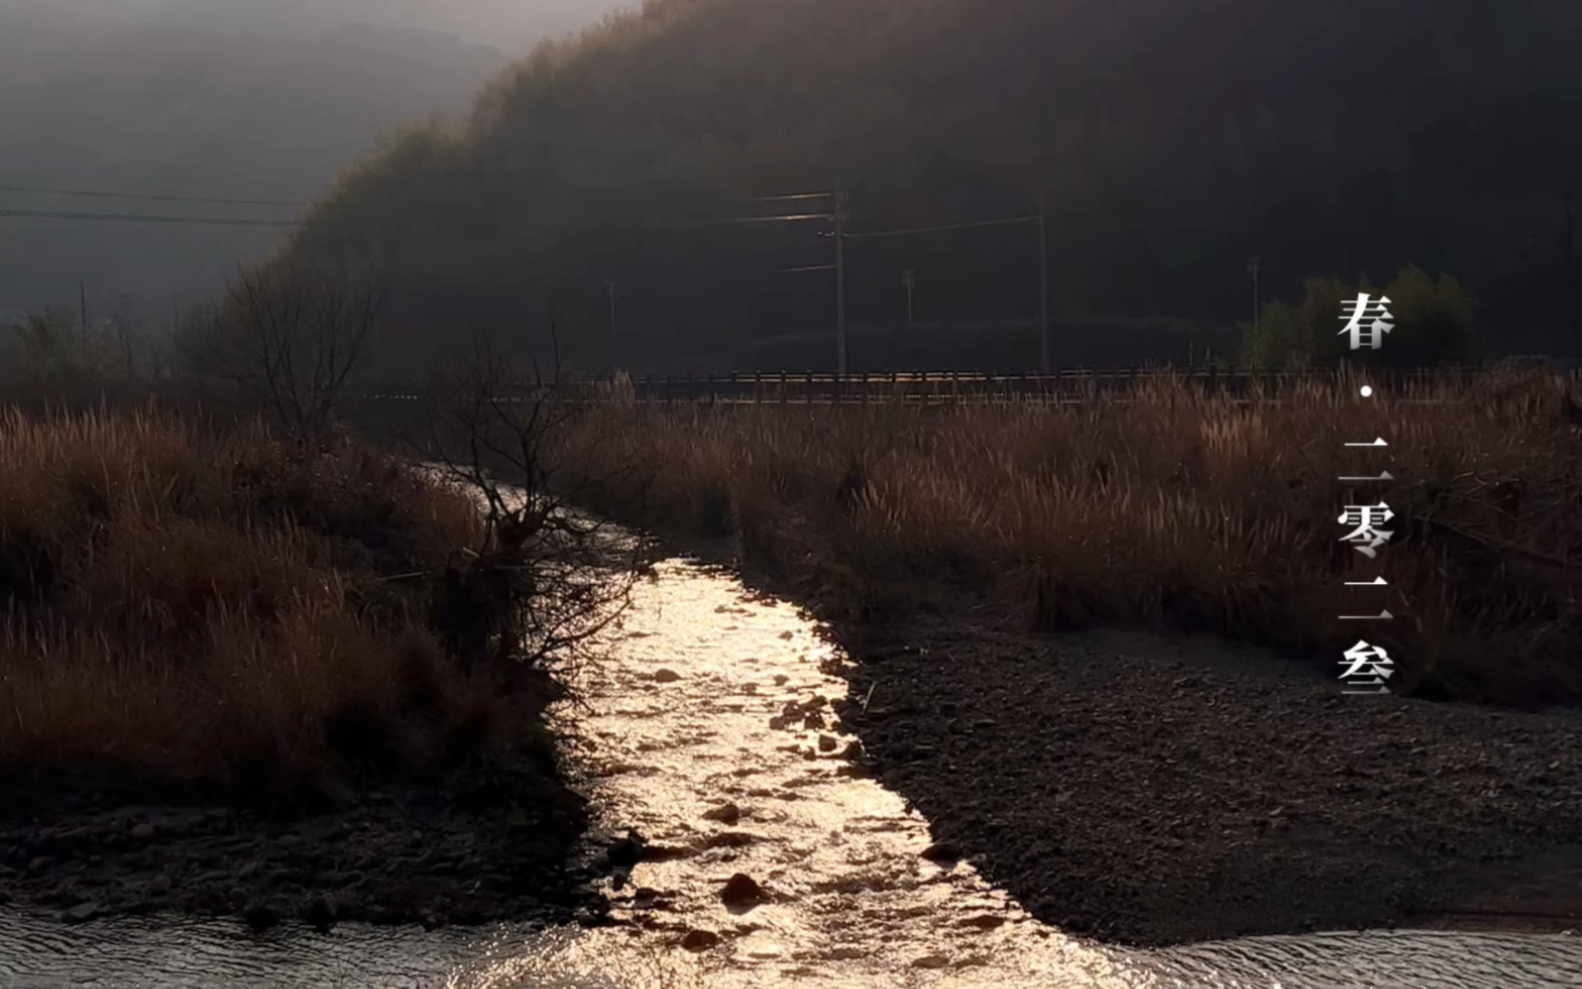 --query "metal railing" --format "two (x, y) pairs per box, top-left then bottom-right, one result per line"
(363, 366), (1577, 407)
